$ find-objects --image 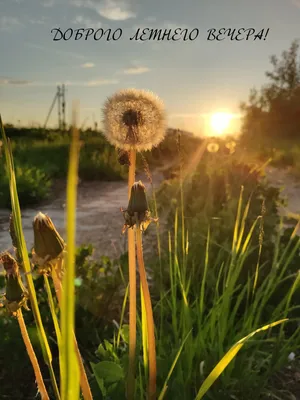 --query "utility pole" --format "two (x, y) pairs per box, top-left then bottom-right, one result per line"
(57, 85), (61, 130)
(62, 84), (66, 132)
(43, 84), (67, 132)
